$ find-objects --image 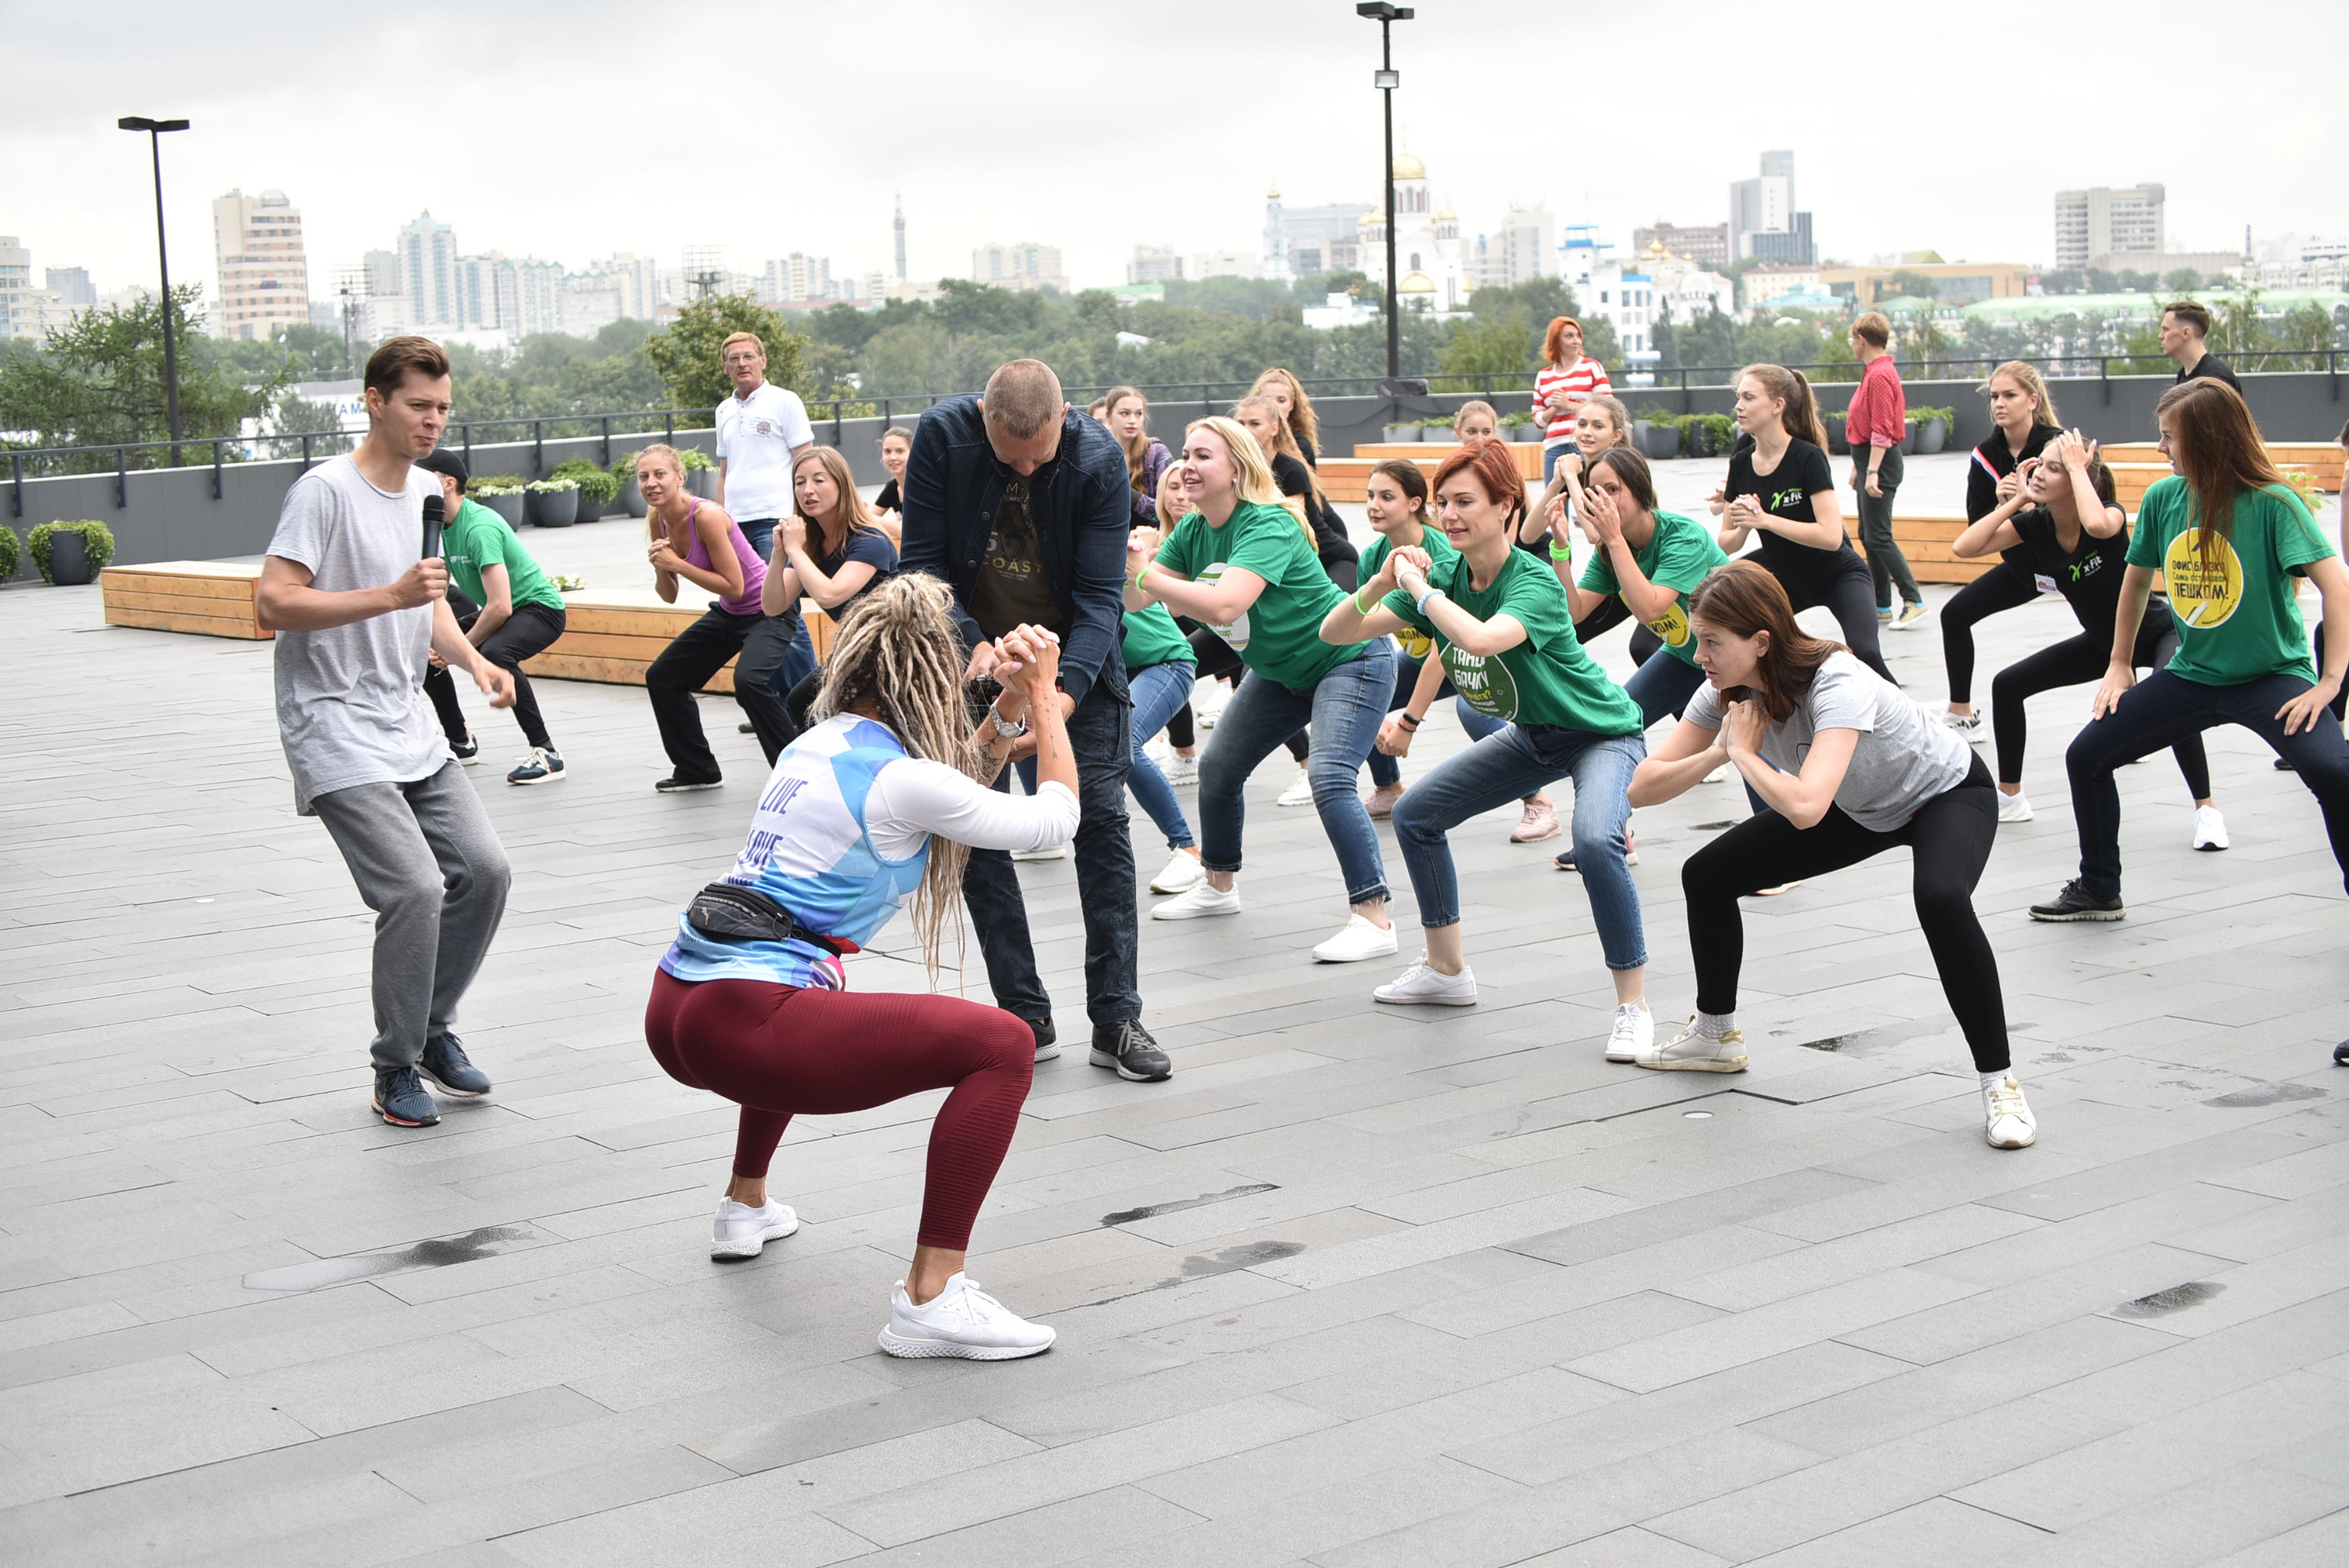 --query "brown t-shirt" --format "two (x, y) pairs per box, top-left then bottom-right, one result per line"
(969, 474), (1063, 638)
